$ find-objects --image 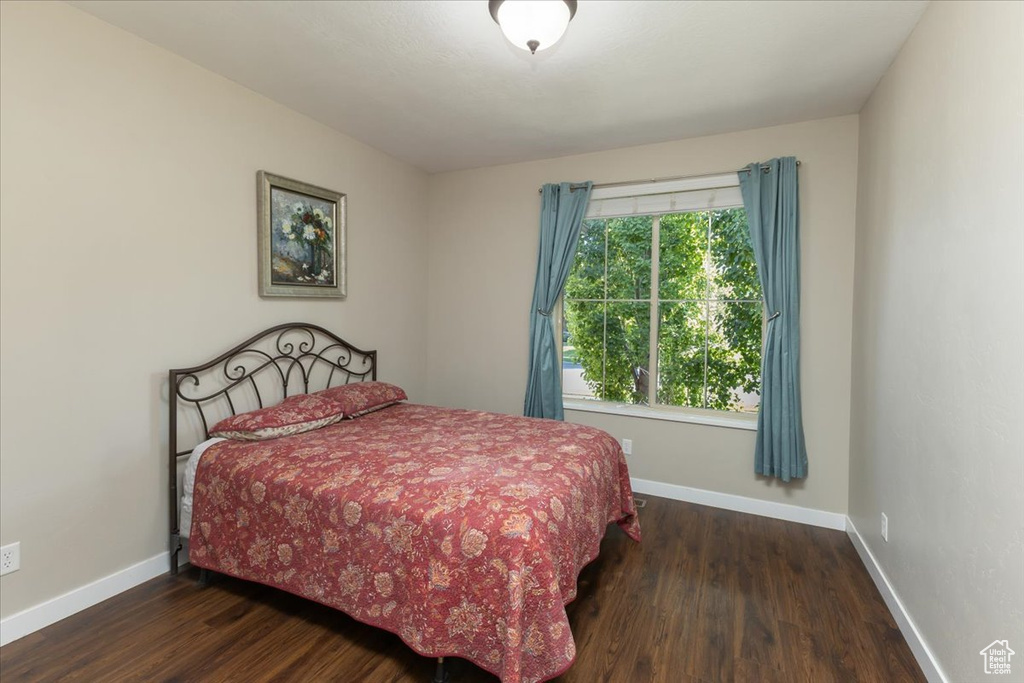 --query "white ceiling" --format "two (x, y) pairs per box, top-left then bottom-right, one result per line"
(70, 0), (928, 173)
